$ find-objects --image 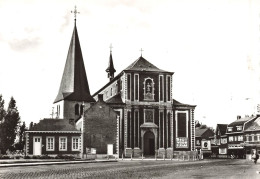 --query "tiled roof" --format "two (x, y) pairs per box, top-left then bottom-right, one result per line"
(228, 116), (255, 127)
(28, 118), (80, 132)
(124, 56), (172, 73)
(106, 93), (125, 104)
(195, 128), (209, 137)
(244, 117), (260, 131)
(54, 23), (95, 103)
